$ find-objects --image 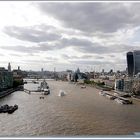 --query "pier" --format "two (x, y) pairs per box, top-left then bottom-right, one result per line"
(24, 89), (41, 94)
(23, 79), (50, 95)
